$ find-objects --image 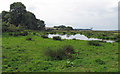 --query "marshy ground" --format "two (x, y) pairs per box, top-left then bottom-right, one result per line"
(2, 30), (119, 72)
